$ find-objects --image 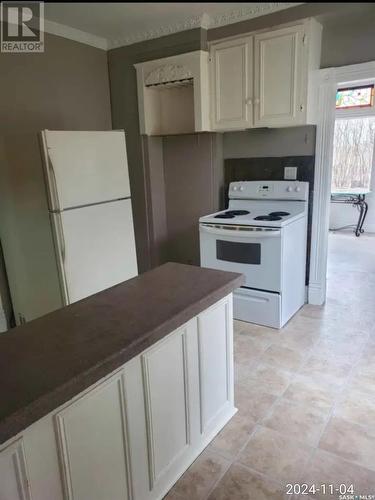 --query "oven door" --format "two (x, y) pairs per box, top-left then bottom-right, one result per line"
(199, 223), (282, 292)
